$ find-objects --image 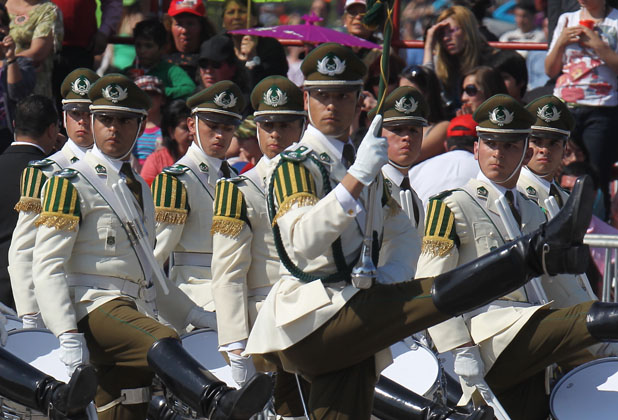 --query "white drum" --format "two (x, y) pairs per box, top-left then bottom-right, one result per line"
(181, 330), (236, 387)
(382, 339), (442, 400)
(550, 357), (618, 419)
(5, 315), (23, 332)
